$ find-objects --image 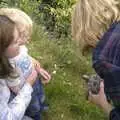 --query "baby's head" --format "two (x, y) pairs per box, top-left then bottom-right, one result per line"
(72, 0), (120, 51)
(0, 8), (33, 45)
